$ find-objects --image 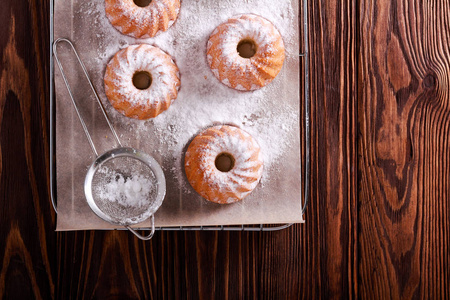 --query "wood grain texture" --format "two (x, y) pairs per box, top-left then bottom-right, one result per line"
(358, 0), (450, 298)
(305, 0), (358, 298)
(1, 0), (449, 298)
(0, 0), (55, 299)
